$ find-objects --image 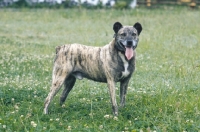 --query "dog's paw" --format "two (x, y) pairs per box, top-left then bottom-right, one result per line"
(114, 111), (118, 116)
